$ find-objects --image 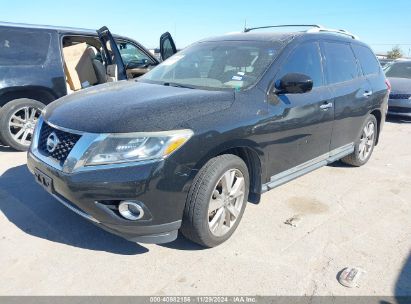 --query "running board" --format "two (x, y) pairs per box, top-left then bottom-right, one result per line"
(261, 143), (354, 193)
